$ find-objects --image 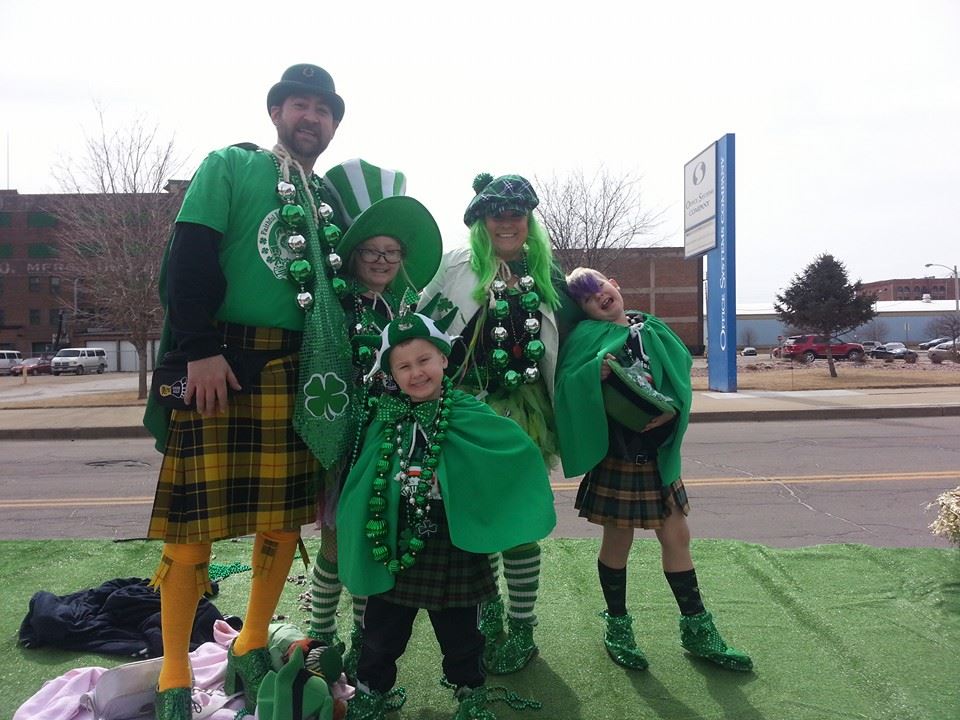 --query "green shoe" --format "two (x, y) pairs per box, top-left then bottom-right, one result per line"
(307, 629), (347, 656)
(484, 616), (538, 675)
(345, 686), (406, 720)
(478, 597), (505, 642)
(224, 640), (273, 711)
(154, 687), (193, 720)
(343, 622), (364, 679)
(599, 610), (648, 671)
(679, 611), (753, 672)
